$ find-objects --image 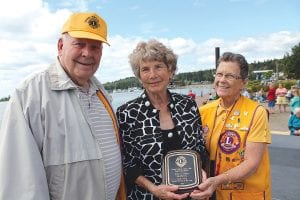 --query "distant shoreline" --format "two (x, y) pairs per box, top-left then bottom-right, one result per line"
(0, 83), (214, 104)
